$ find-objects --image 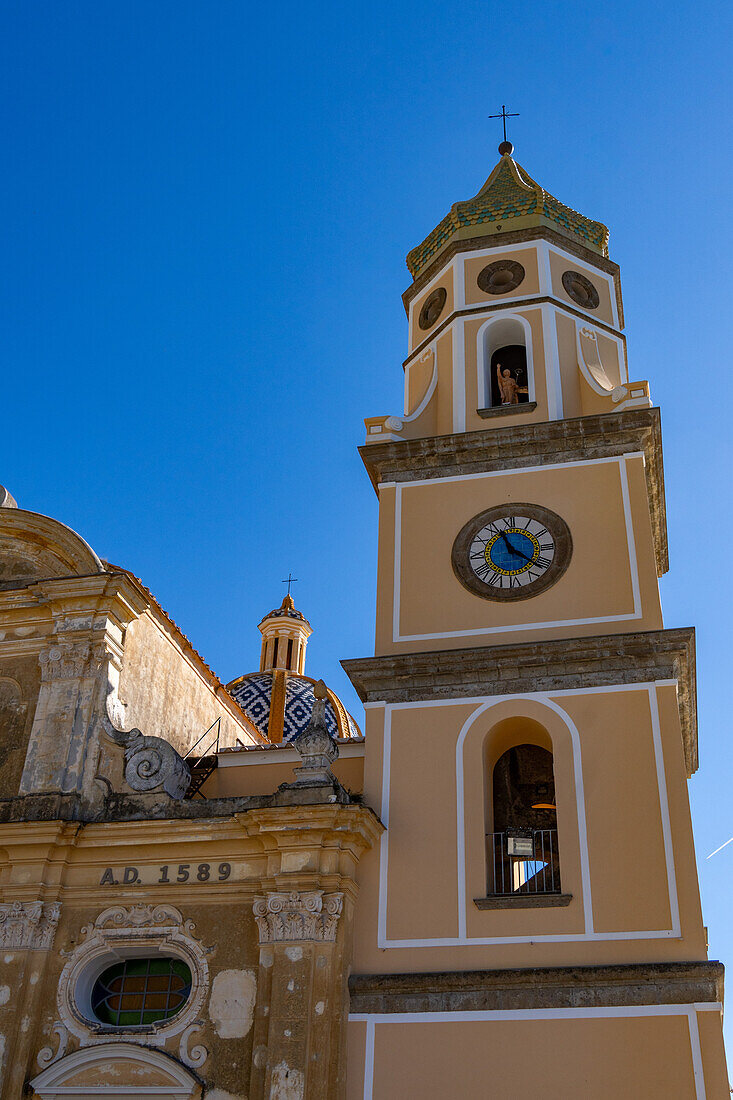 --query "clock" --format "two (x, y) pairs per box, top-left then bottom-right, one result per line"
(451, 503), (572, 601)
